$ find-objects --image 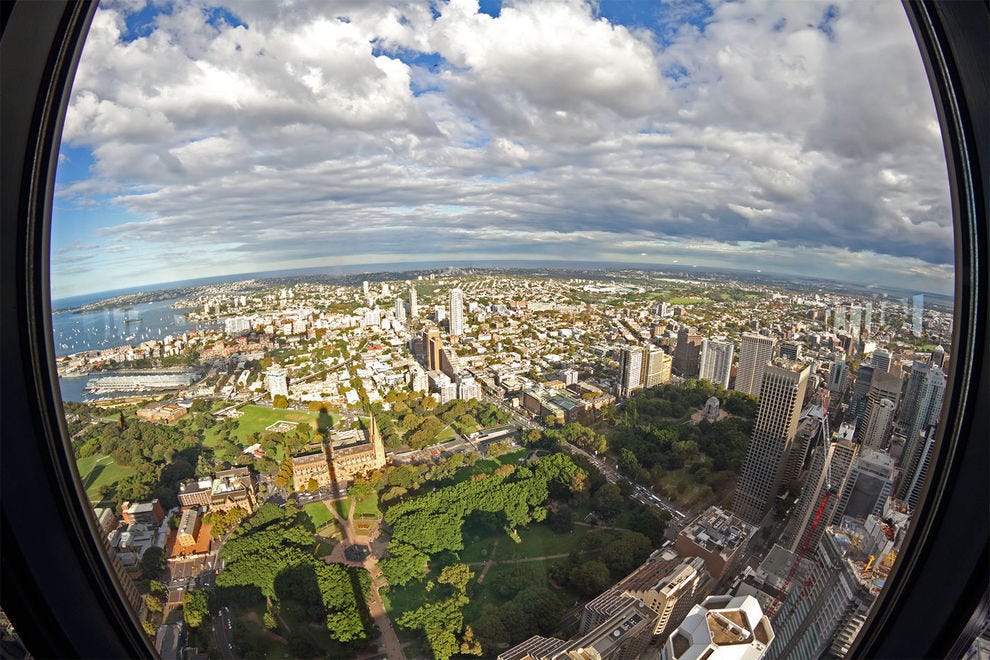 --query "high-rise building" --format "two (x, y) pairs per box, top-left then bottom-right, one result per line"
(930, 344), (946, 369)
(394, 296), (406, 323)
(782, 437), (858, 553)
(381, 282), (390, 297)
(828, 356), (849, 396)
(424, 327), (442, 372)
(362, 280), (369, 297)
(409, 285), (418, 318)
(645, 346), (673, 388)
(859, 398), (896, 450)
(779, 340), (802, 362)
(663, 594), (774, 660)
(871, 348), (892, 373)
(699, 339), (734, 389)
(847, 363), (875, 424)
(898, 426), (938, 509)
(733, 360), (810, 524)
(264, 365), (288, 400)
(449, 287), (464, 338)
(765, 530), (876, 660)
(896, 363), (946, 454)
(674, 327), (704, 378)
(855, 371), (901, 445)
(832, 446), (897, 523)
(735, 333), (776, 398)
(619, 345), (645, 398)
